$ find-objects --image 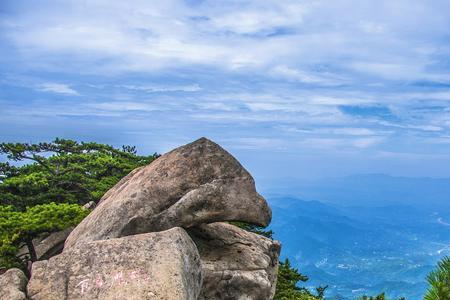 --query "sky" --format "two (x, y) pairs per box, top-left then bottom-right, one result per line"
(1, 0), (450, 182)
